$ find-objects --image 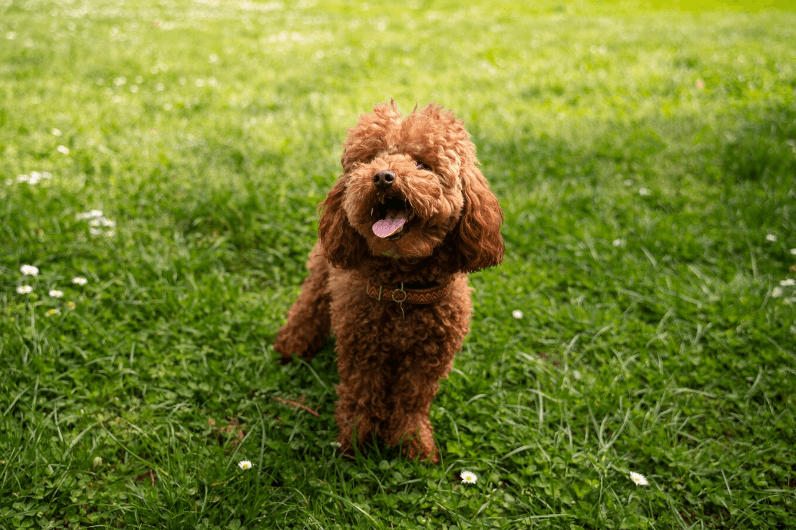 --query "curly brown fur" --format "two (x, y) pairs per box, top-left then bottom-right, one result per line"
(274, 101), (504, 463)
